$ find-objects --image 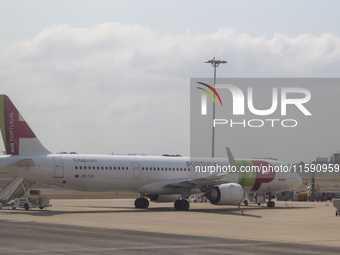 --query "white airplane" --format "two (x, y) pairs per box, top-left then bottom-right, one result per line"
(0, 95), (302, 211)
